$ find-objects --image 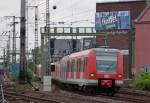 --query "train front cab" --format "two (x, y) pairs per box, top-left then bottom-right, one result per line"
(94, 49), (124, 94)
